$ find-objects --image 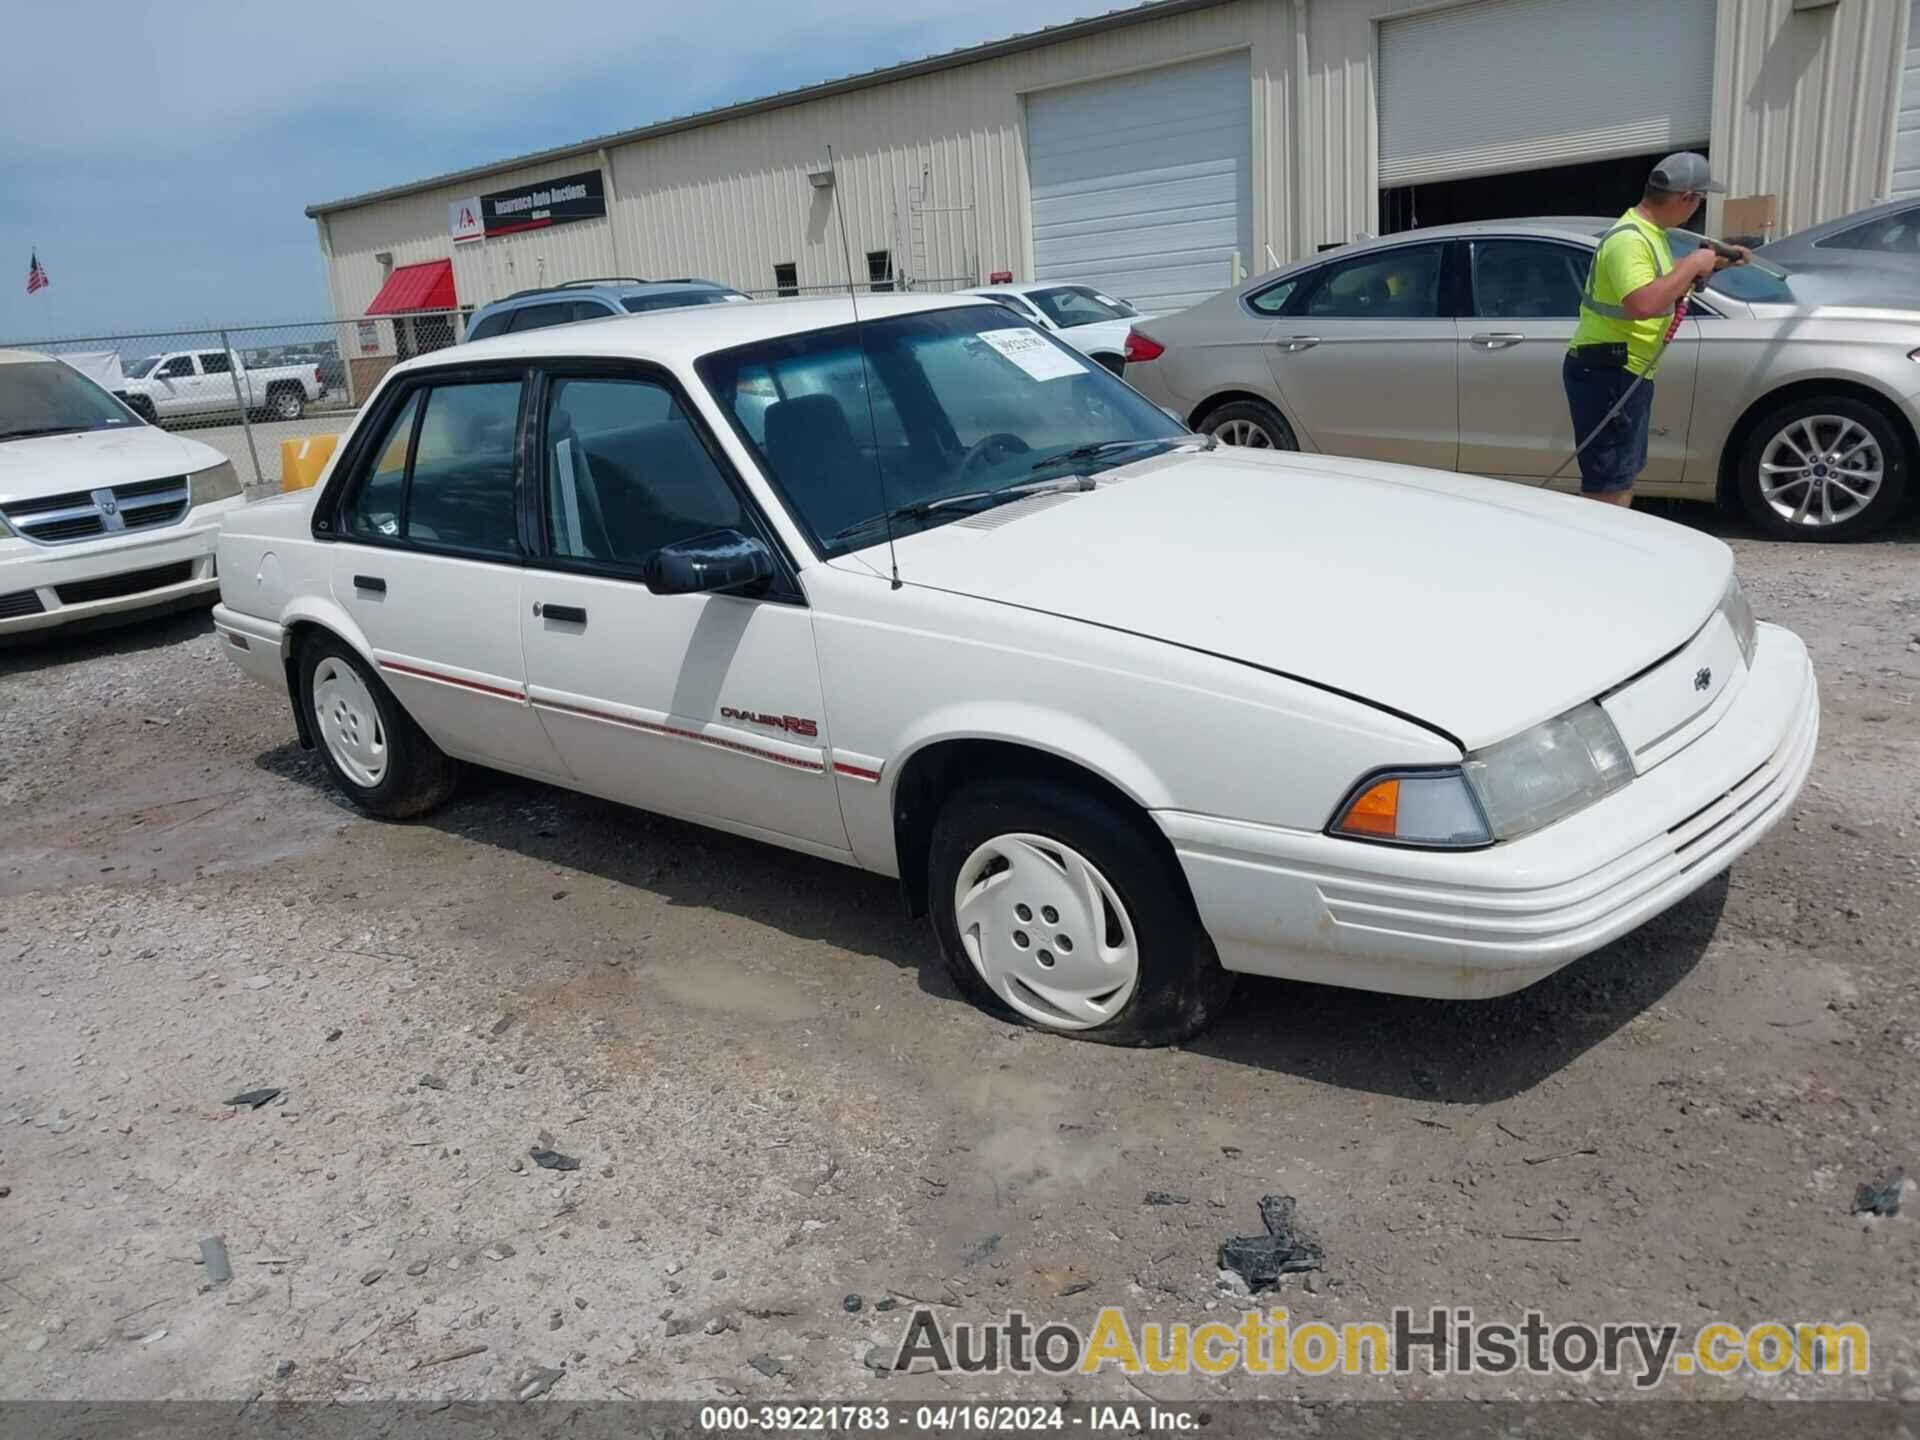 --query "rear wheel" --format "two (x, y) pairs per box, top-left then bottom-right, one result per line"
(1200, 397), (1296, 451)
(269, 385), (306, 421)
(1736, 396), (1906, 540)
(928, 779), (1233, 1046)
(299, 633), (457, 818)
